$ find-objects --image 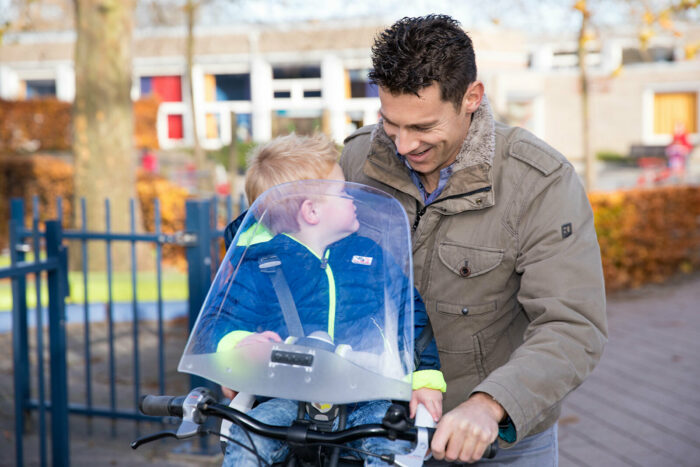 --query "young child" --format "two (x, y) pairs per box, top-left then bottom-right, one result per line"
(214, 133), (445, 466)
